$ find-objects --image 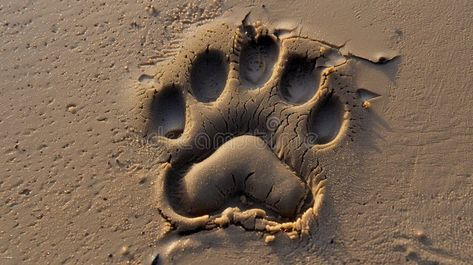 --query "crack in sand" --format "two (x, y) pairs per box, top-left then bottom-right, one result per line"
(134, 17), (390, 241)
